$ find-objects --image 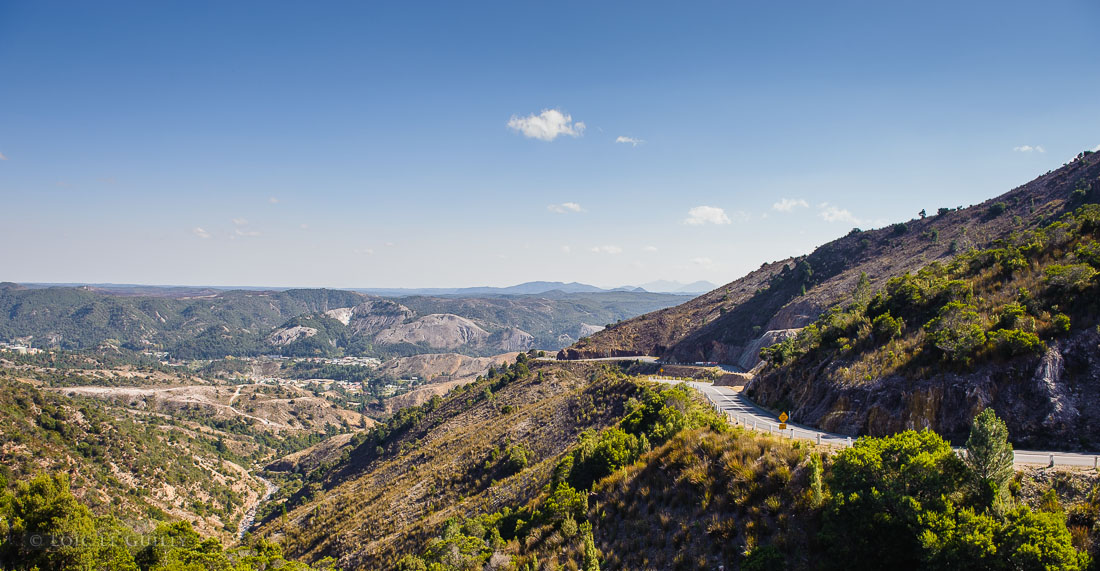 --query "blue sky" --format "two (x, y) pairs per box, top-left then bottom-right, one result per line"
(2, 1), (1098, 288)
